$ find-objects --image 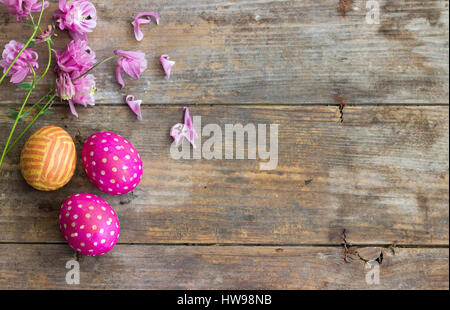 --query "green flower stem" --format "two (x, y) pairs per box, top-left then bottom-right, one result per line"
(73, 55), (119, 82)
(0, 52), (118, 169)
(37, 40), (52, 82)
(4, 94), (57, 156)
(0, 0), (46, 85)
(0, 68), (37, 169)
(21, 41), (54, 114)
(24, 88), (54, 115)
(29, 11), (36, 26)
(0, 37), (54, 169)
